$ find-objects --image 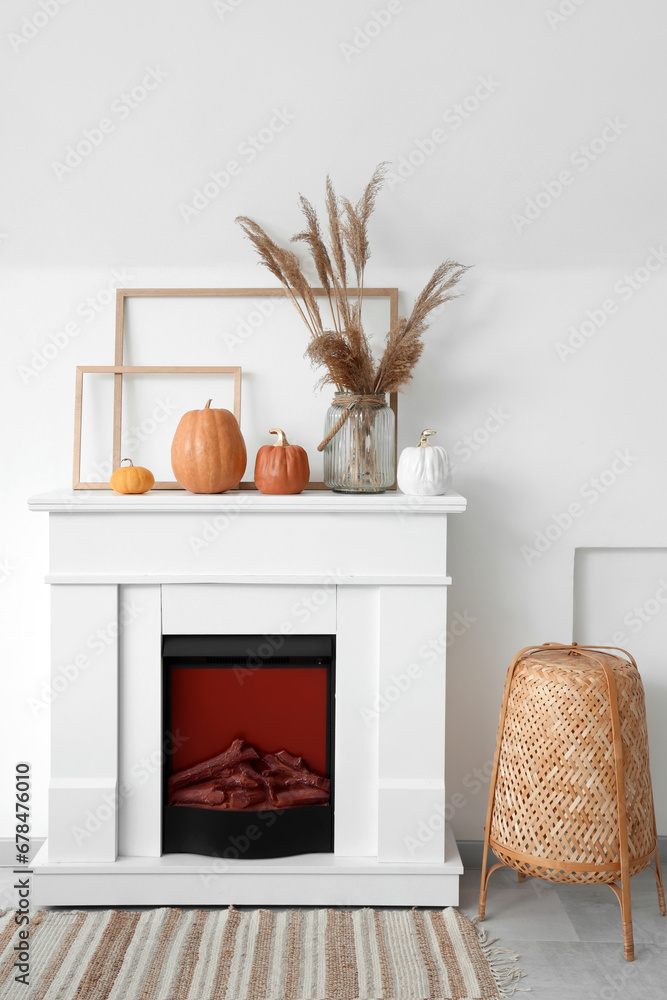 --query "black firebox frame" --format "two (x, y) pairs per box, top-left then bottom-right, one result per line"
(162, 634), (334, 860)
